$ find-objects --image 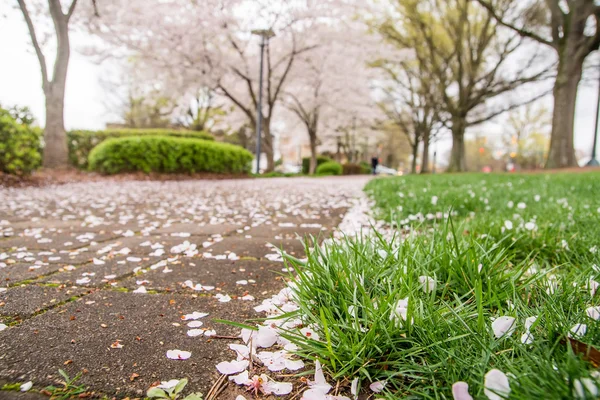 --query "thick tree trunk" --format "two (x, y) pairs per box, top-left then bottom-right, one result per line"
(421, 131), (430, 174)
(308, 132), (318, 175)
(447, 117), (467, 172)
(43, 84), (69, 168)
(19, 0), (72, 169)
(546, 57), (582, 169)
(410, 144), (418, 174)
